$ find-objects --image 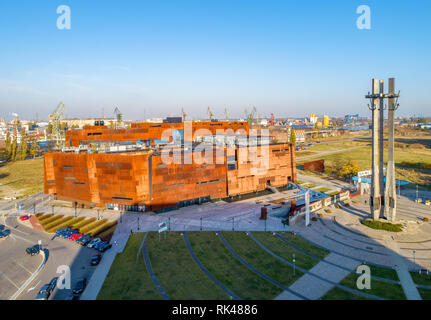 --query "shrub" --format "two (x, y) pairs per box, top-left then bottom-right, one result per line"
(40, 215), (64, 226)
(360, 219), (403, 232)
(424, 217), (430, 222)
(325, 209), (332, 213)
(72, 217), (95, 229)
(79, 219), (107, 234)
(353, 200), (358, 204)
(318, 212), (324, 218)
(311, 217), (318, 221)
(98, 225), (117, 242)
(44, 216), (73, 232)
(90, 221), (117, 237)
(37, 214), (53, 222)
